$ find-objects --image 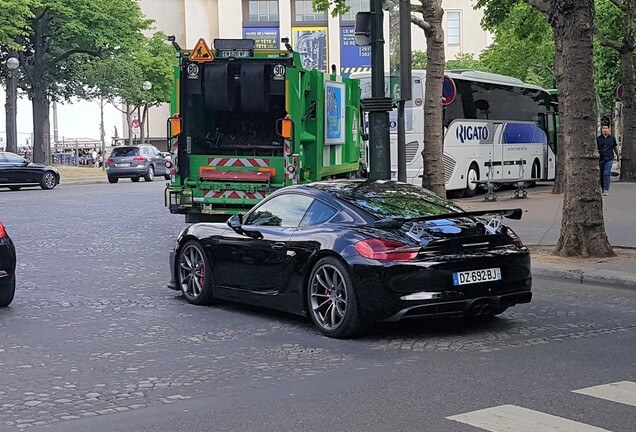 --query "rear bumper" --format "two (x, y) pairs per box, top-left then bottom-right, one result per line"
(382, 290), (532, 322)
(106, 165), (148, 177)
(348, 247), (532, 322)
